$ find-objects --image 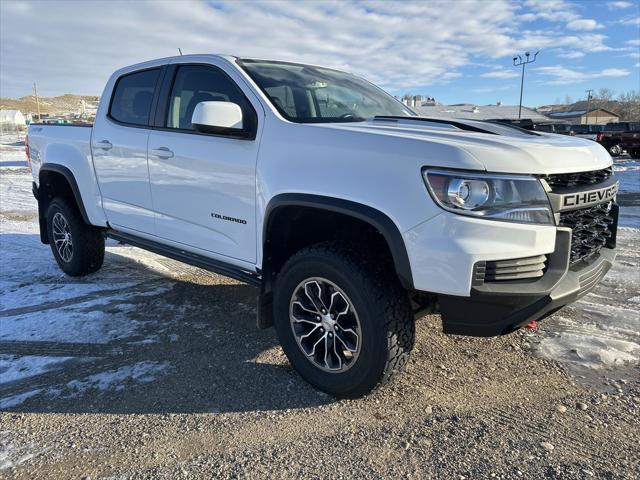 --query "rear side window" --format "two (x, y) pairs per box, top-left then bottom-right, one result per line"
(110, 69), (160, 126)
